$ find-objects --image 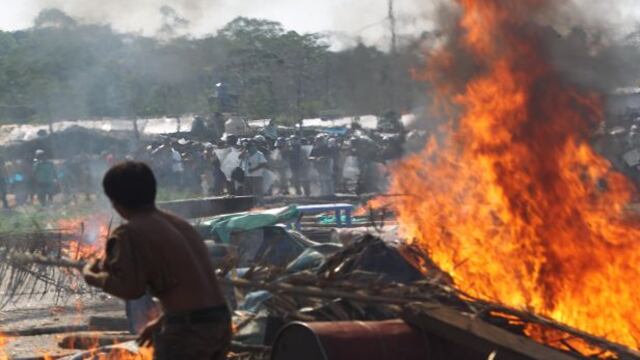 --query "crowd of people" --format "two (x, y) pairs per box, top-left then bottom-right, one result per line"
(137, 122), (407, 199)
(0, 115), (411, 208)
(0, 149), (113, 208)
